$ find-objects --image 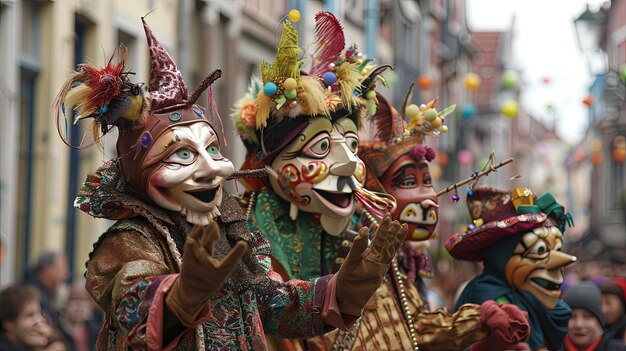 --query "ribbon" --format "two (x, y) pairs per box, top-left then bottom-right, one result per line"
(516, 192), (574, 232)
